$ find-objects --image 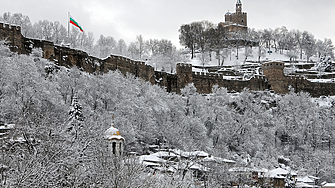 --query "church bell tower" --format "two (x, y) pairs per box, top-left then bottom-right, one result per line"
(236, 0), (242, 13)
